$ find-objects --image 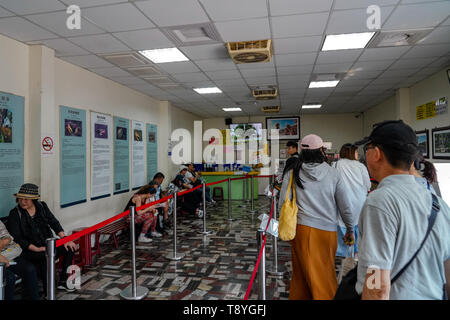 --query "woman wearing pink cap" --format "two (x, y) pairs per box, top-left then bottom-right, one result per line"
(279, 134), (355, 300)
